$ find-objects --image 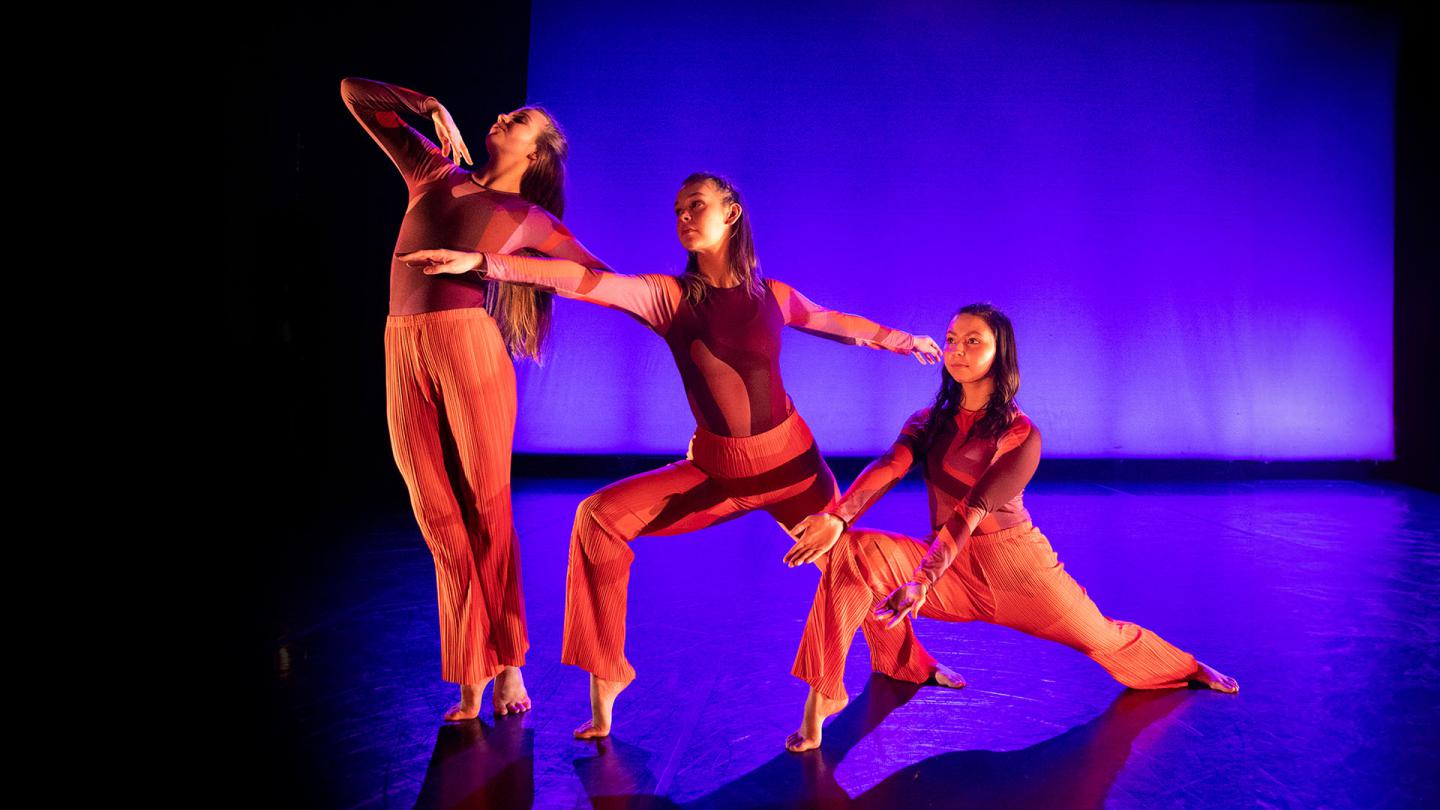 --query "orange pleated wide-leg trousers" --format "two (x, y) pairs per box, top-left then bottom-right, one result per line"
(793, 522), (1199, 701)
(385, 308), (526, 685)
(562, 407), (939, 686)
